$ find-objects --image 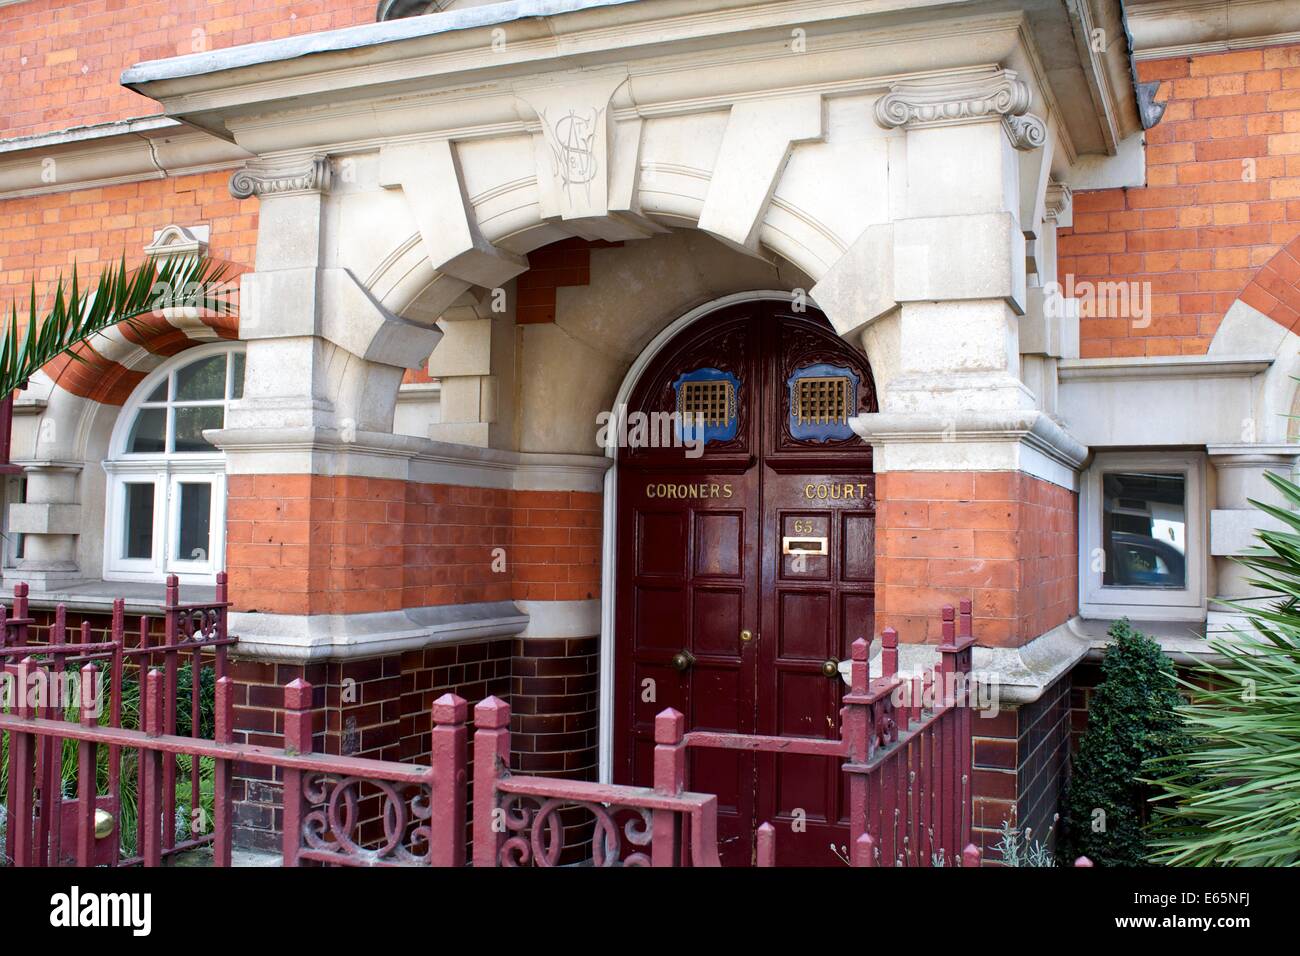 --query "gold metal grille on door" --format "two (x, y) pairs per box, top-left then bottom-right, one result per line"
(794, 376), (850, 426)
(678, 379), (736, 427)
